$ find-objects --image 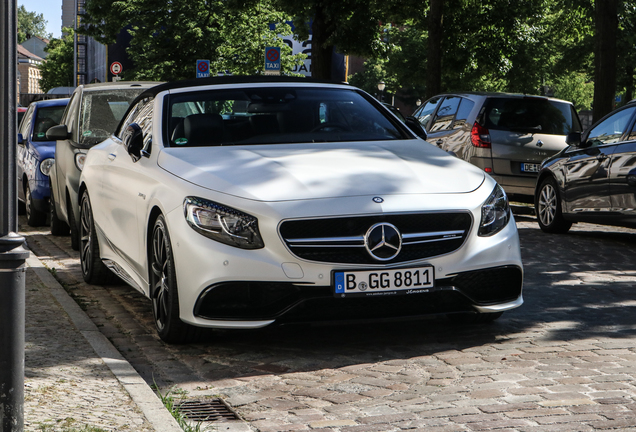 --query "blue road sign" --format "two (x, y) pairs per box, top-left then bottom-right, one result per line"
(196, 60), (210, 78)
(264, 47), (281, 75)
